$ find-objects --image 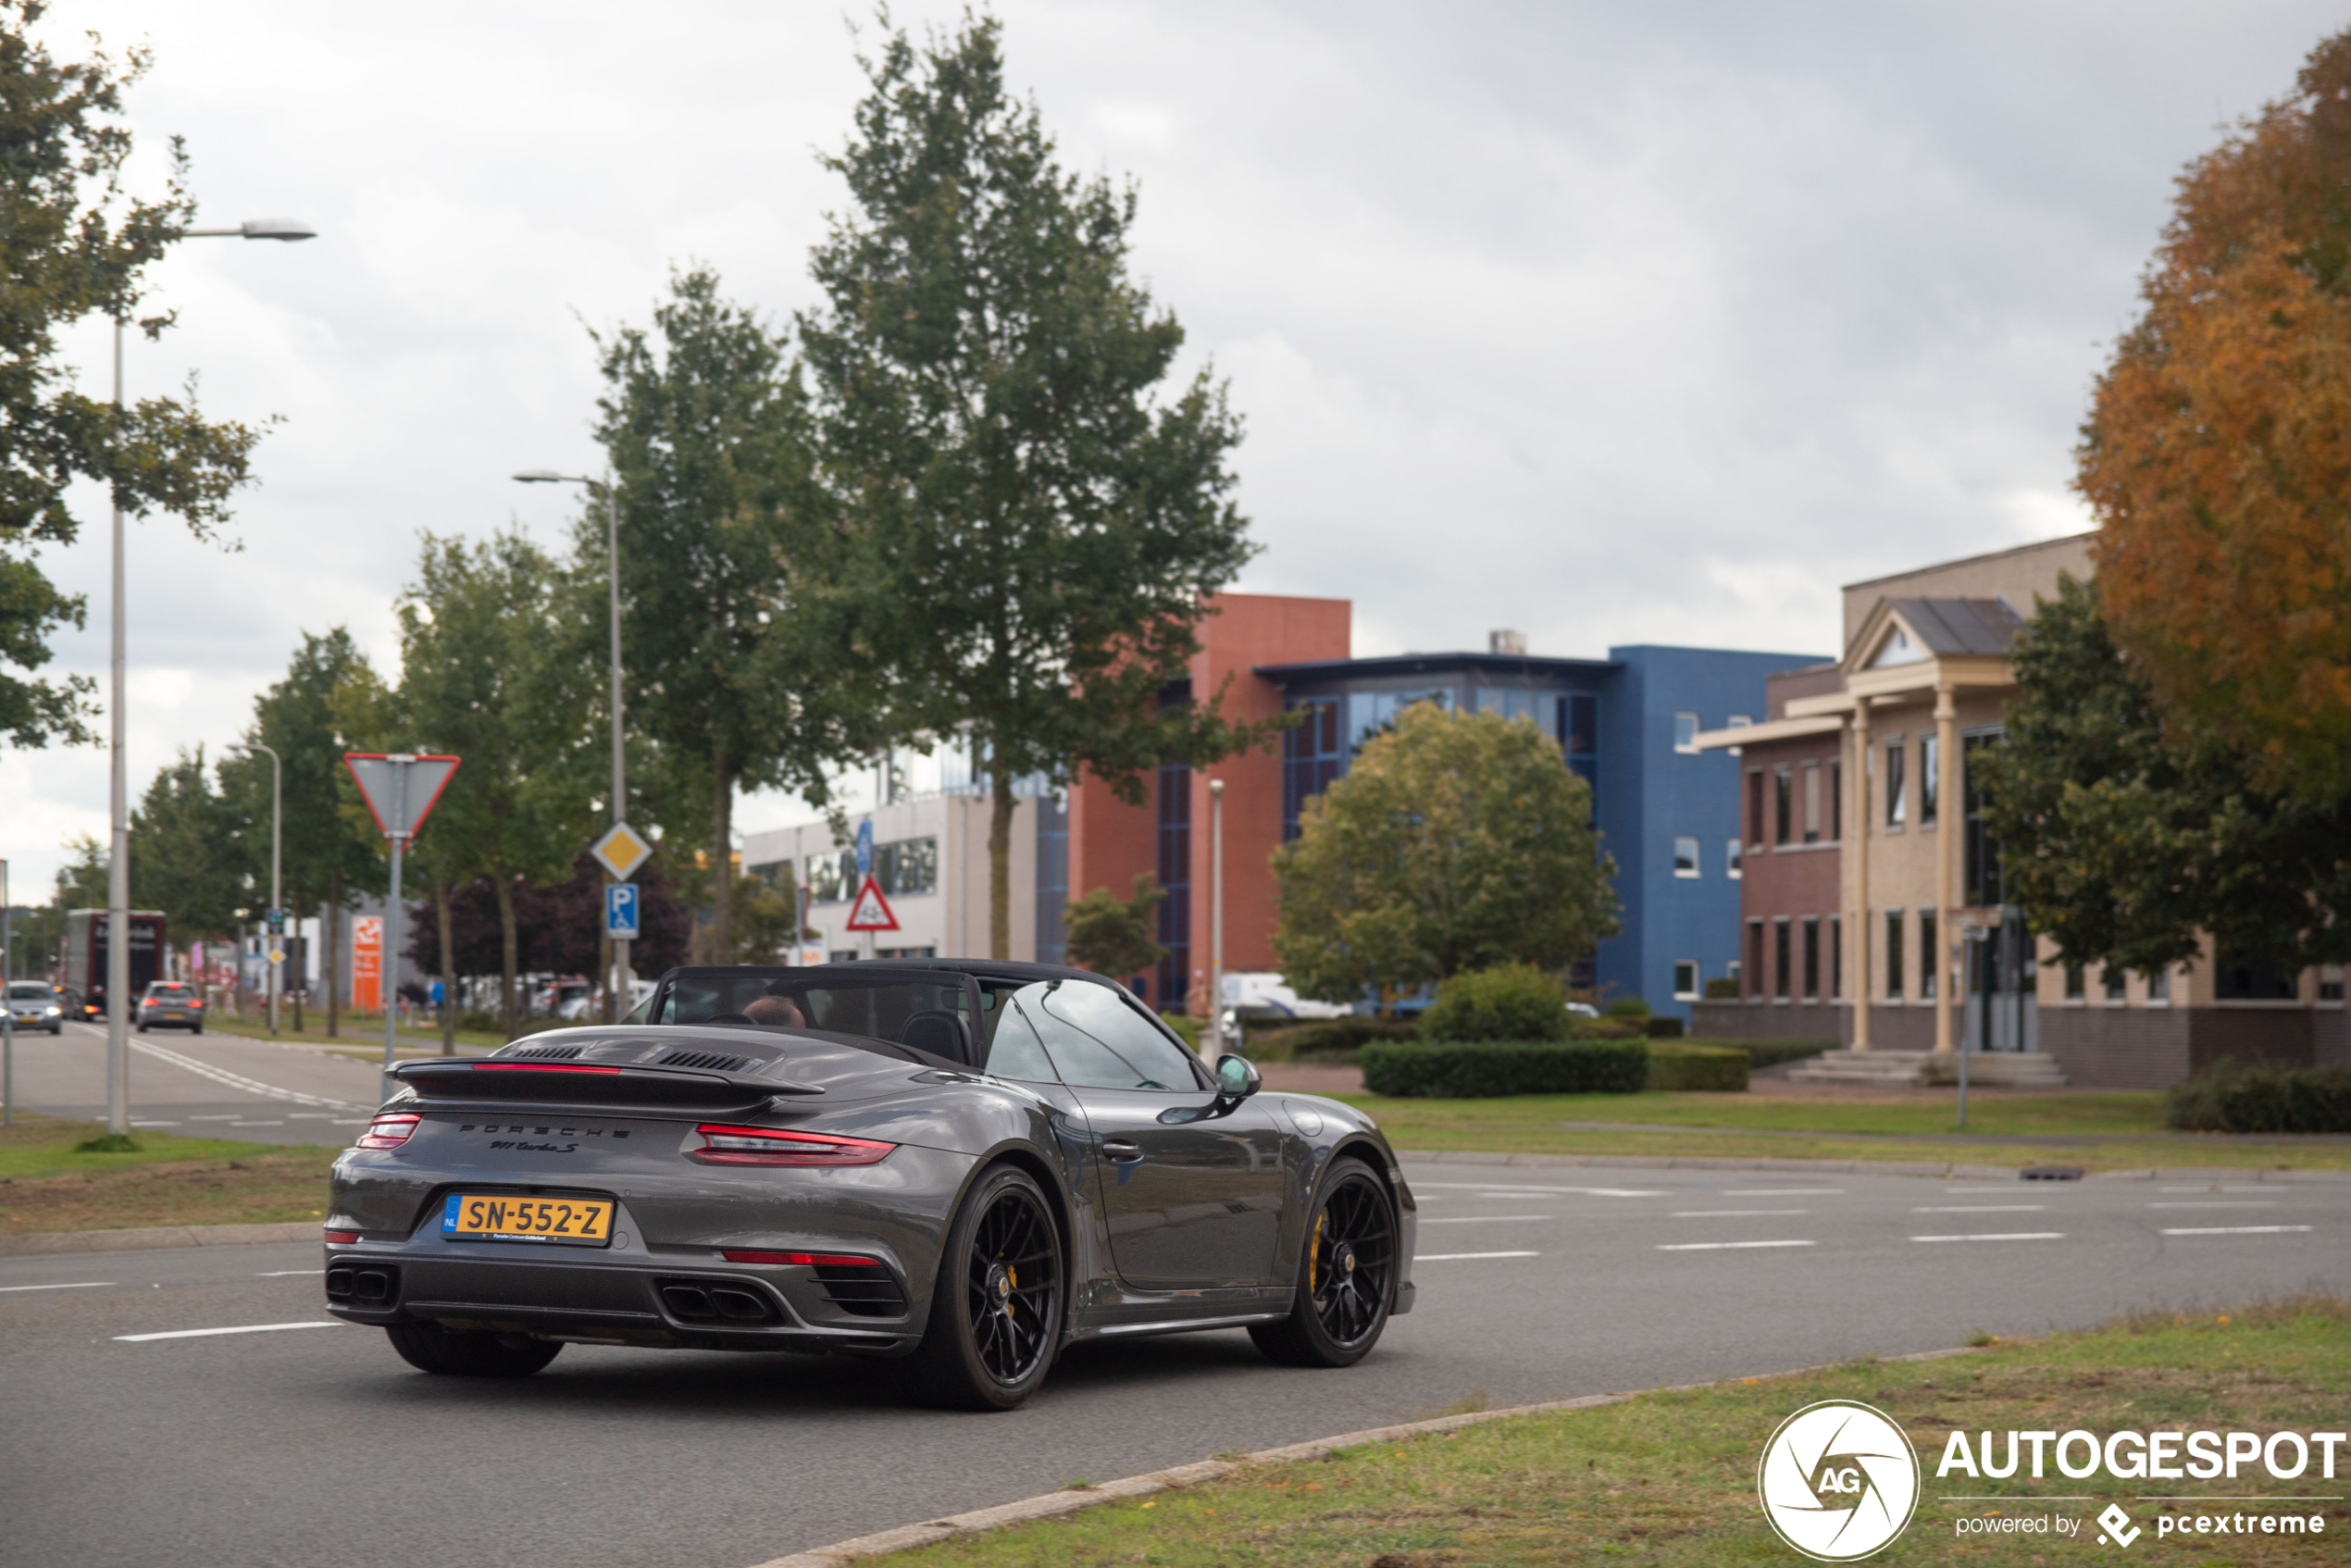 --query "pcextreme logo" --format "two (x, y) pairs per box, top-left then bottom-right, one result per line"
(1759, 1400), (1922, 1562)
